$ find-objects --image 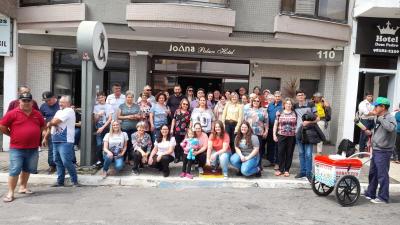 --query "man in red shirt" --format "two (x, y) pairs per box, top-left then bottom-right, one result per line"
(0, 93), (45, 203)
